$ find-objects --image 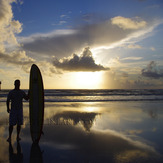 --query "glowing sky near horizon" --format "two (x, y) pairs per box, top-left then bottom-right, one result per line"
(0, 0), (163, 89)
